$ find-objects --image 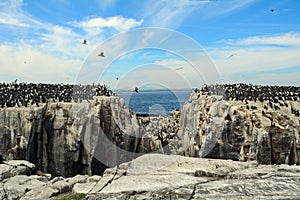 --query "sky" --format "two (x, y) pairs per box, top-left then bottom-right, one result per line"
(0, 0), (300, 90)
